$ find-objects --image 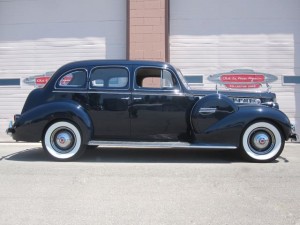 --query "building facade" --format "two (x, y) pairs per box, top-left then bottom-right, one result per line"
(0, 0), (299, 141)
